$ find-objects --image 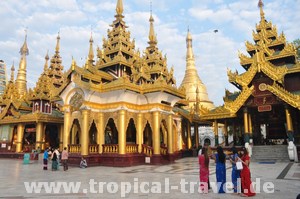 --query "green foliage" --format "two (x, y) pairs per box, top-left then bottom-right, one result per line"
(292, 39), (300, 58)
